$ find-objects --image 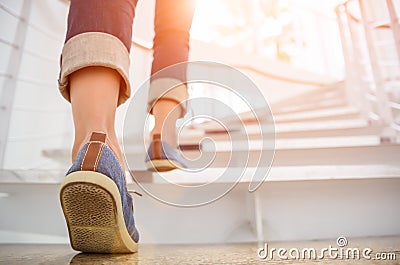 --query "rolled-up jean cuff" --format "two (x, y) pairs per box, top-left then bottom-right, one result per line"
(148, 78), (188, 117)
(58, 32), (131, 106)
